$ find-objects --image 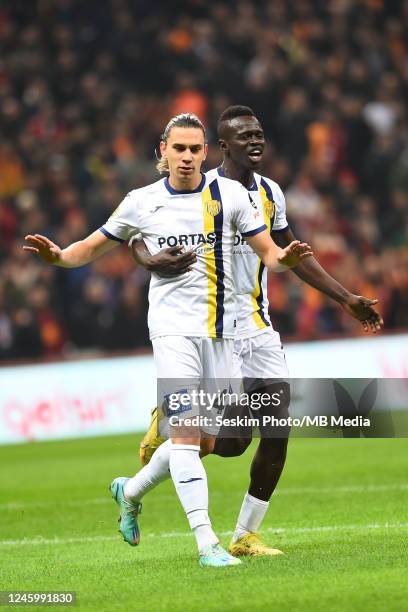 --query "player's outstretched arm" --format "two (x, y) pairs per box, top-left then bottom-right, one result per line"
(23, 230), (118, 268)
(272, 227), (384, 333)
(131, 239), (196, 277)
(341, 295), (384, 333)
(246, 229), (313, 272)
